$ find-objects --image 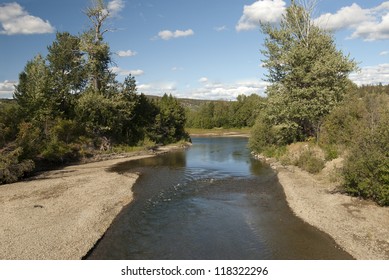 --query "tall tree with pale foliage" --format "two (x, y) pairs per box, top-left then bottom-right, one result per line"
(251, 0), (357, 151)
